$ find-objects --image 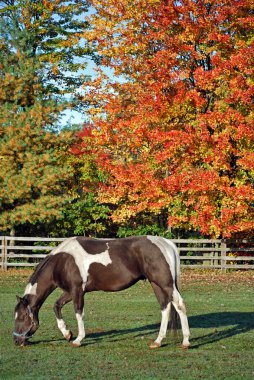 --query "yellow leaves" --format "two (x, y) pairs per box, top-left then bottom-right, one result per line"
(51, 65), (60, 75)
(60, 36), (80, 48)
(3, 73), (15, 83)
(42, 0), (57, 11)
